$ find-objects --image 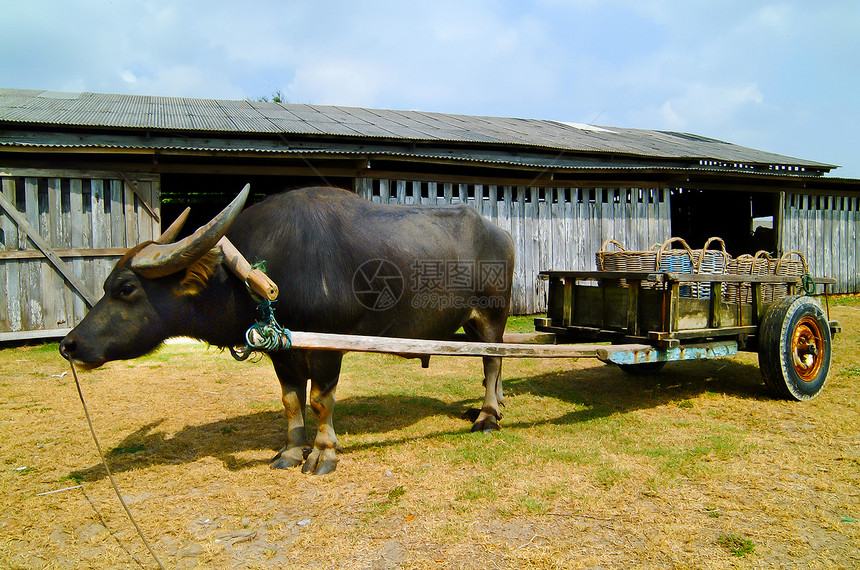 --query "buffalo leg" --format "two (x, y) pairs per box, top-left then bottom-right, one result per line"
(303, 351), (344, 475)
(302, 385), (339, 475)
(464, 314), (506, 432)
(269, 353), (311, 469)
